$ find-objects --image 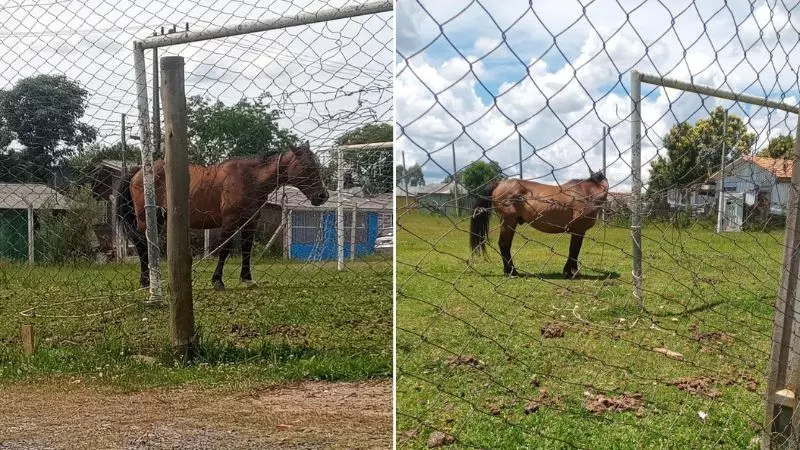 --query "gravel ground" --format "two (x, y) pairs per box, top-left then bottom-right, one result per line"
(0, 380), (392, 449)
